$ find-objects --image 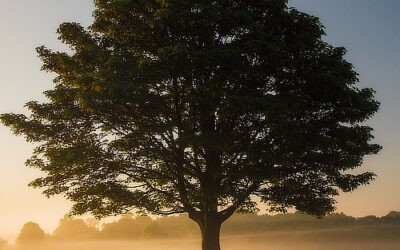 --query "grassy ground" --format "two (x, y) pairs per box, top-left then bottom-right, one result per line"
(4, 226), (400, 250)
